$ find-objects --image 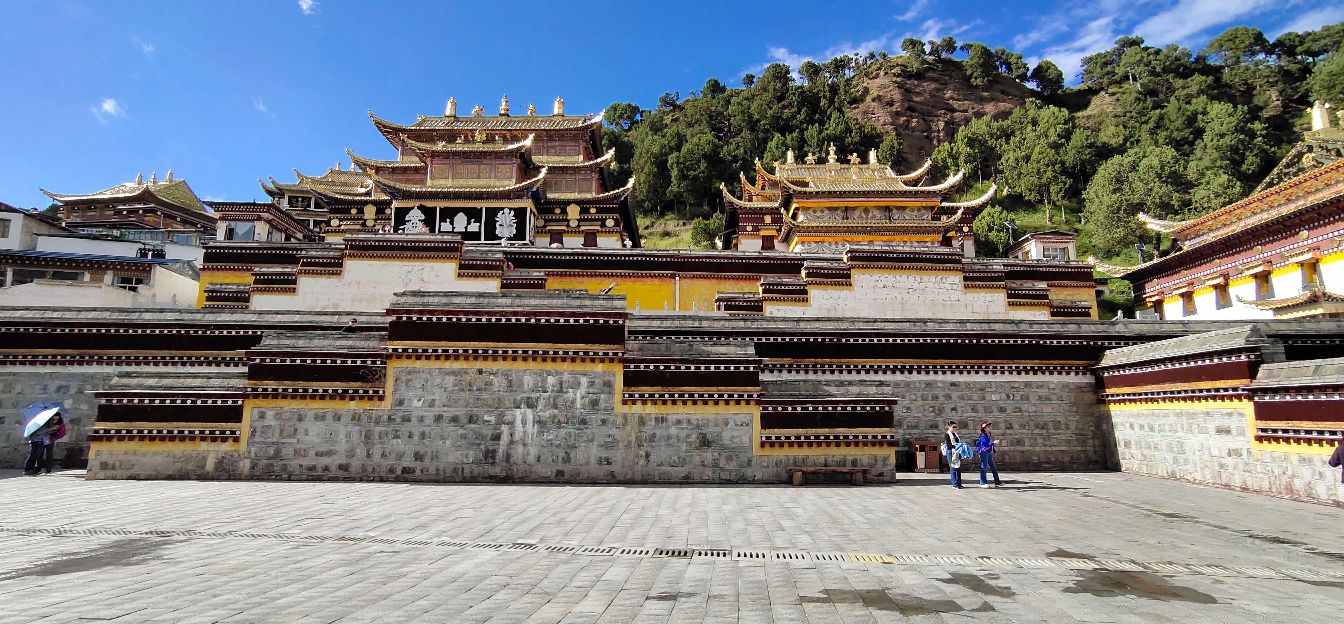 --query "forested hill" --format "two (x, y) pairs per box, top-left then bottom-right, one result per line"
(602, 25), (1344, 260)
